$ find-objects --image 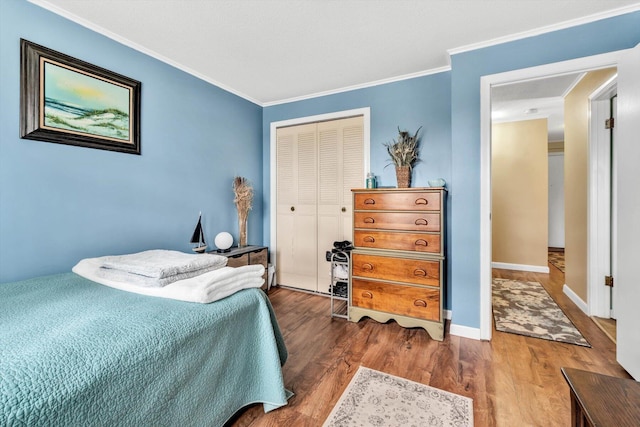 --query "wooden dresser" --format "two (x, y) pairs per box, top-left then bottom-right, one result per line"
(349, 188), (445, 341)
